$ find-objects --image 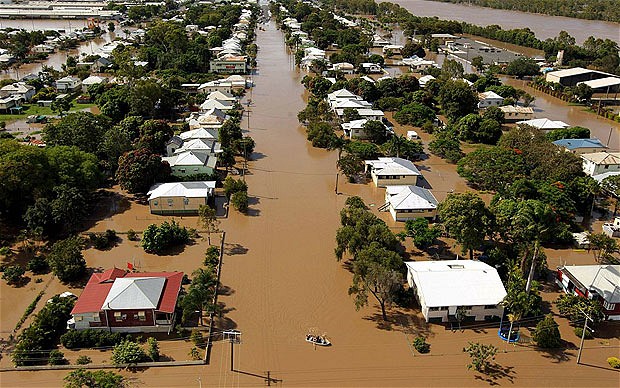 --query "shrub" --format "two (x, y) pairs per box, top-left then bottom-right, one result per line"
(61, 329), (126, 349)
(14, 291), (45, 331)
(2, 265), (25, 285)
(111, 340), (147, 365)
(223, 176), (248, 197)
(413, 336), (430, 353)
(141, 220), (190, 254)
(608, 356), (620, 369)
(47, 236), (86, 282)
(48, 349), (66, 365)
(189, 347), (202, 360)
(127, 229), (139, 241)
(64, 369), (125, 388)
(76, 355), (92, 365)
(573, 327), (593, 339)
(26, 255), (49, 274)
(190, 330), (204, 346)
(0, 246), (12, 256)
(204, 246), (220, 267)
(533, 315), (562, 348)
(147, 337), (160, 362)
(231, 191), (249, 213)
(88, 229), (118, 250)
(463, 342), (498, 373)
